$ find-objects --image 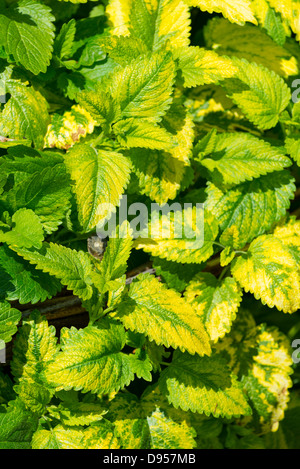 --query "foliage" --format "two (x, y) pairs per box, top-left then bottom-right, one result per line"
(0, 0), (300, 450)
